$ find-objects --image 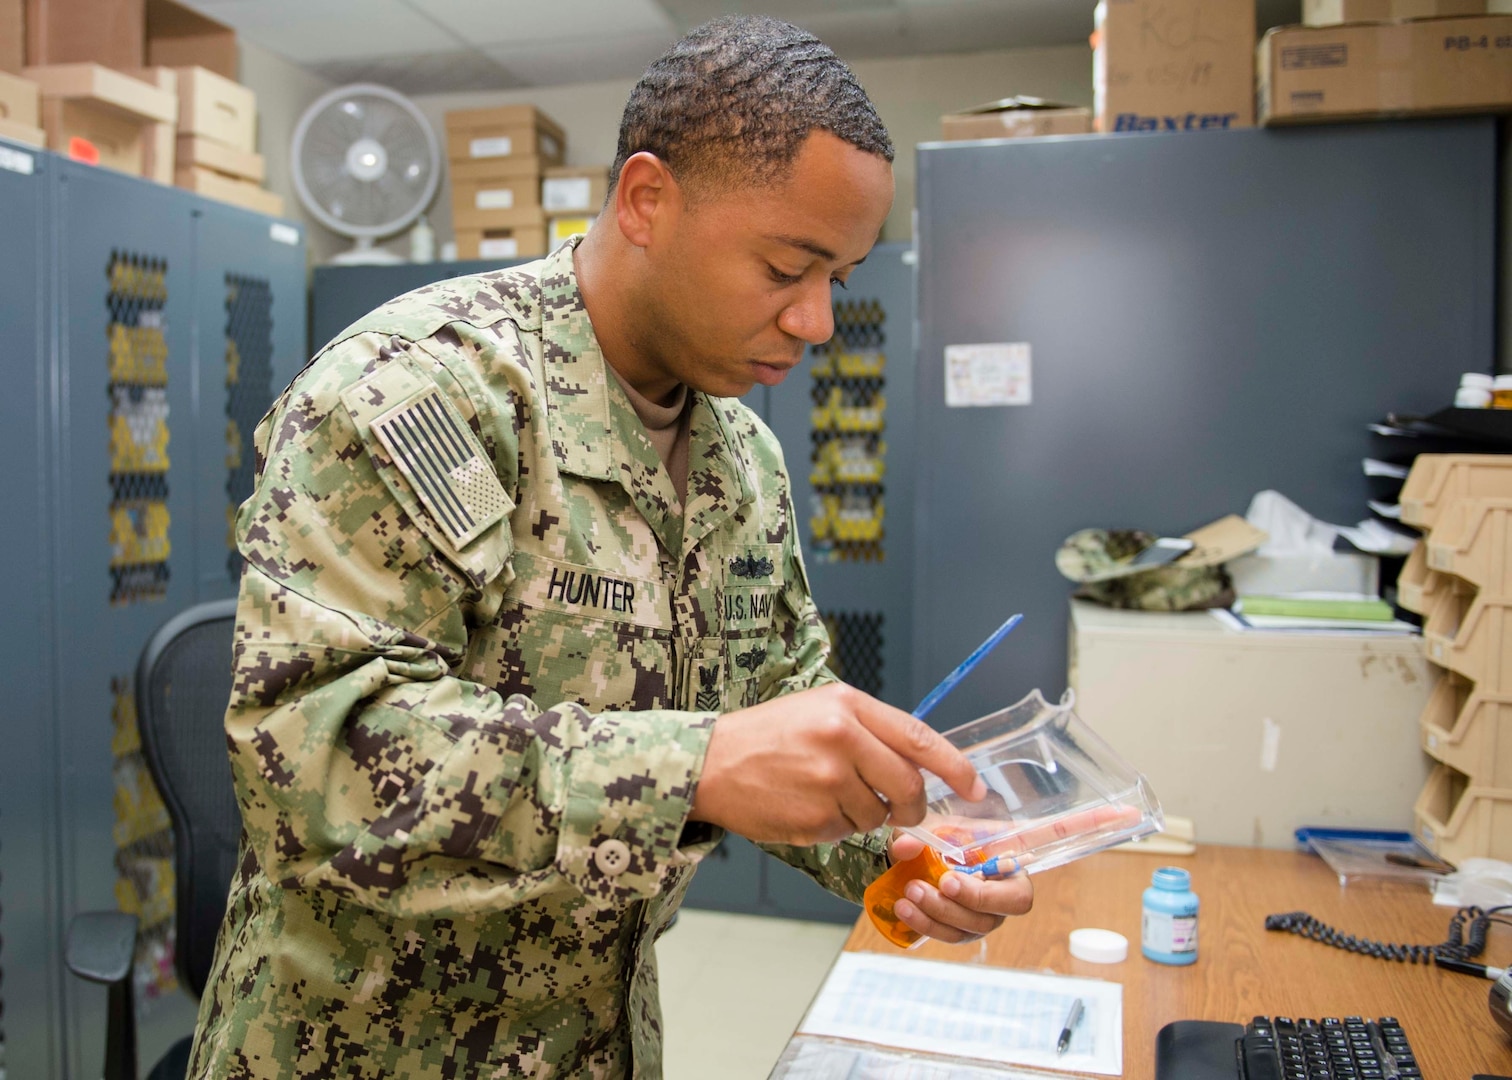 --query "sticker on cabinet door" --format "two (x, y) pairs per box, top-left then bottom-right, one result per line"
(944, 342), (1031, 407)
